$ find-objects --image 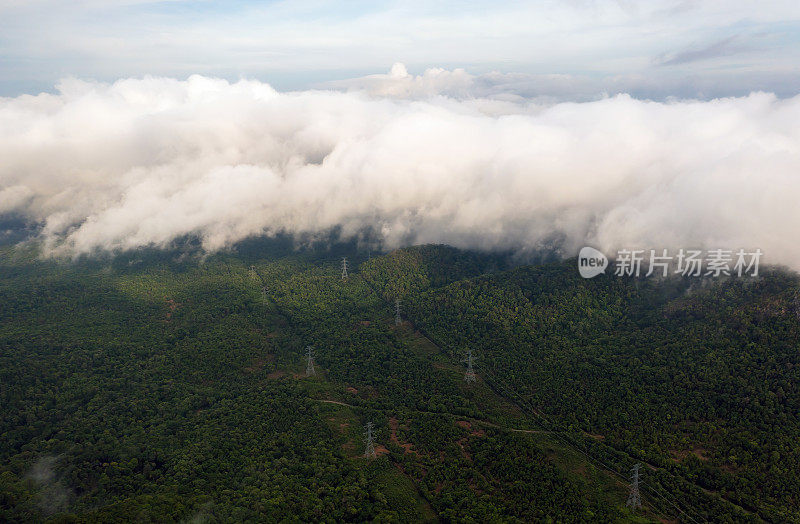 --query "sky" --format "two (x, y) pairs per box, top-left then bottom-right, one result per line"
(1, 0), (800, 99)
